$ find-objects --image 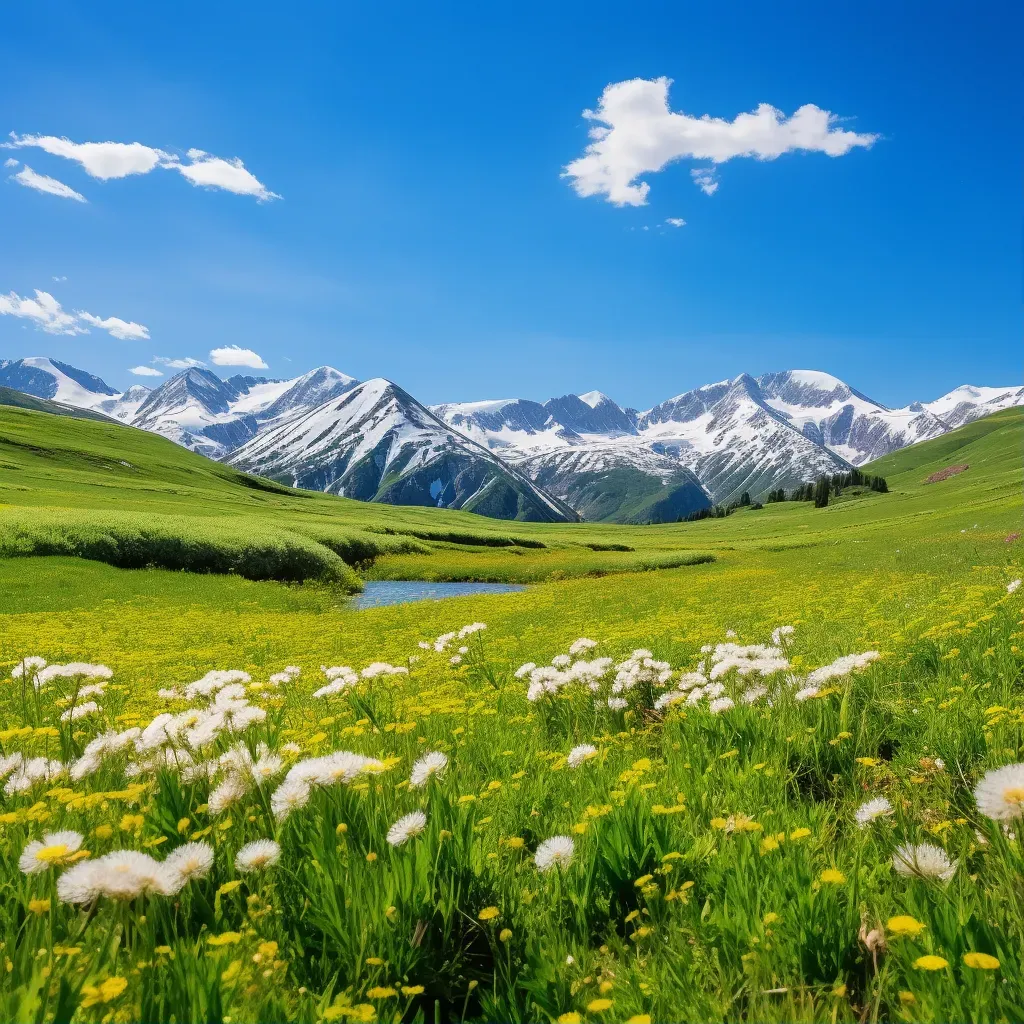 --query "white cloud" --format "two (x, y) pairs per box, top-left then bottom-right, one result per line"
(665, 217), (686, 227)
(564, 77), (878, 206)
(166, 150), (280, 201)
(53, 276), (67, 282)
(129, 365), (163, 377)
(78, 311), (150, 341)
(11, 165), (87, 202)
(3, 157), (17, 168)
(153, 356), (206, 369)
(209, 345), (268, 369)
(6, 134), (166, 179)
(5, 132), (279, 201)
(0, 289), (85, 334)
(0, 287), (149, 340)
(690, 167), (719, 196)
